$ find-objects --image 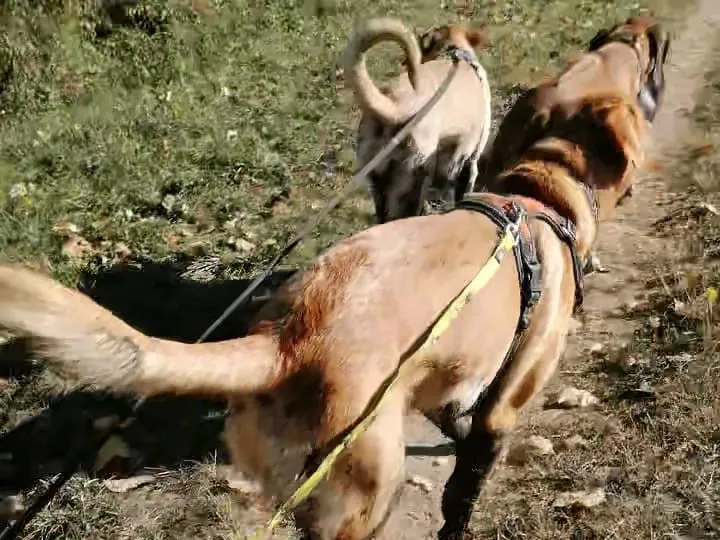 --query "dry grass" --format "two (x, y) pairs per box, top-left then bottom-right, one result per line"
(466, 35), (720, 540)
(0, 0), (709, 539)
